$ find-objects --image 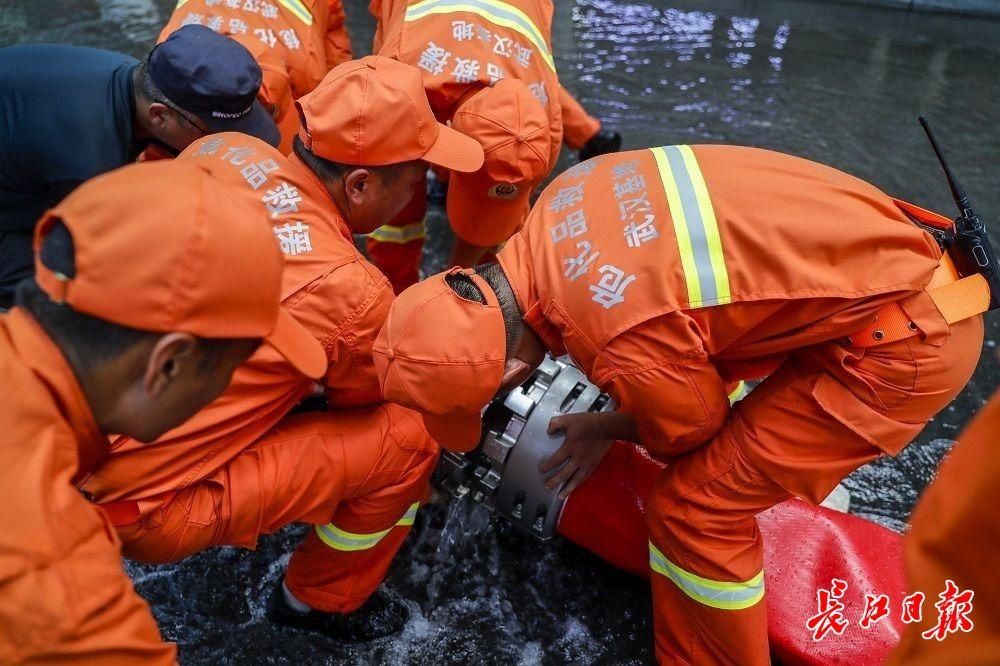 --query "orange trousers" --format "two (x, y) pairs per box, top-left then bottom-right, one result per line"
(647, 309), (982, 665)
(117, 403), (438, 613)
(889, 388), (1000, 664)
